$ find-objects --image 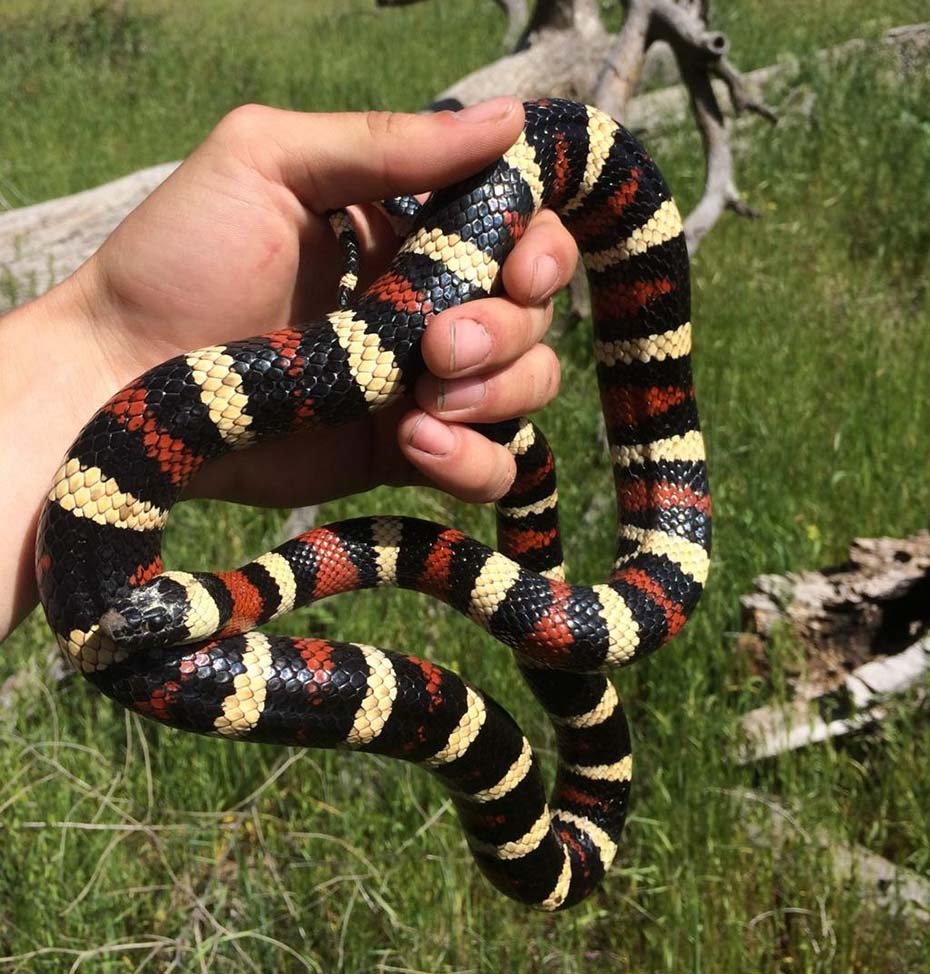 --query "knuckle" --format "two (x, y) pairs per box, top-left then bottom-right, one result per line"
(362, 111), (410, 196)
(216, 103), (271, 142)
(363, 109), (406, 141)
